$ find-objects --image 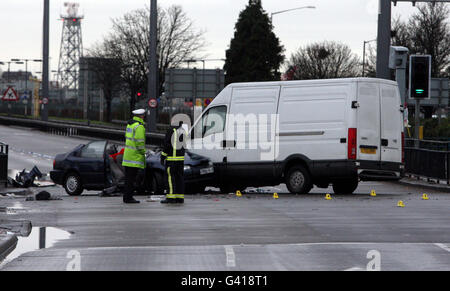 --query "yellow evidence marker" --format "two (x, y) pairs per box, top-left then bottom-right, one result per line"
(397, 200), (405, 208)
(236, 190), (242, 197)
(273, 193), (279, 199)
(422, 193), (429, 200)
(325, 194), (332, 200)
(370, 190), (377, 197)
